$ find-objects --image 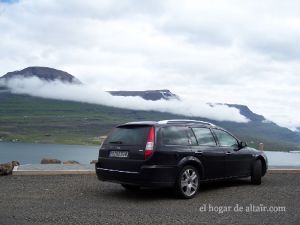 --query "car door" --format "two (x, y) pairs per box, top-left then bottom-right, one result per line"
(158, 125), (194, 165)
(212, 129), (252, 177)
(190, 127), (226, 180)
